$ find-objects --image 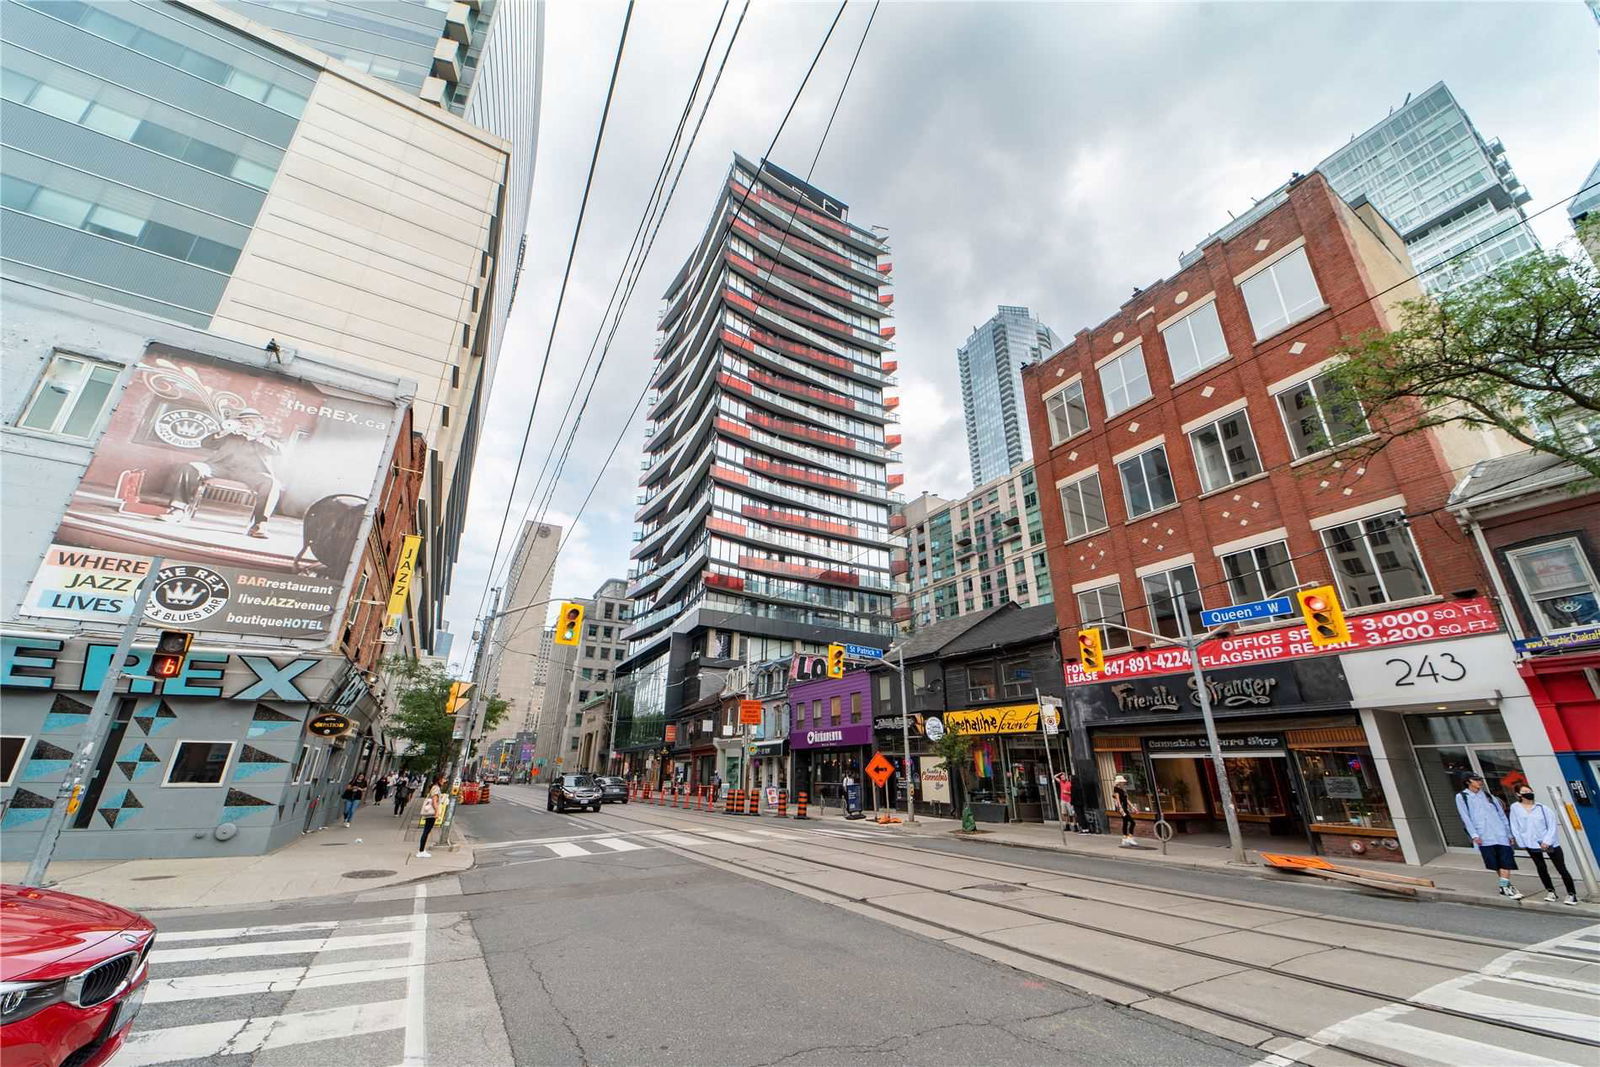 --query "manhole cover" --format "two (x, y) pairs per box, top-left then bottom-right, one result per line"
(972, 883), (1024, 893)
(132, 875), (175, 882)
(342, 869), (397, 879)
